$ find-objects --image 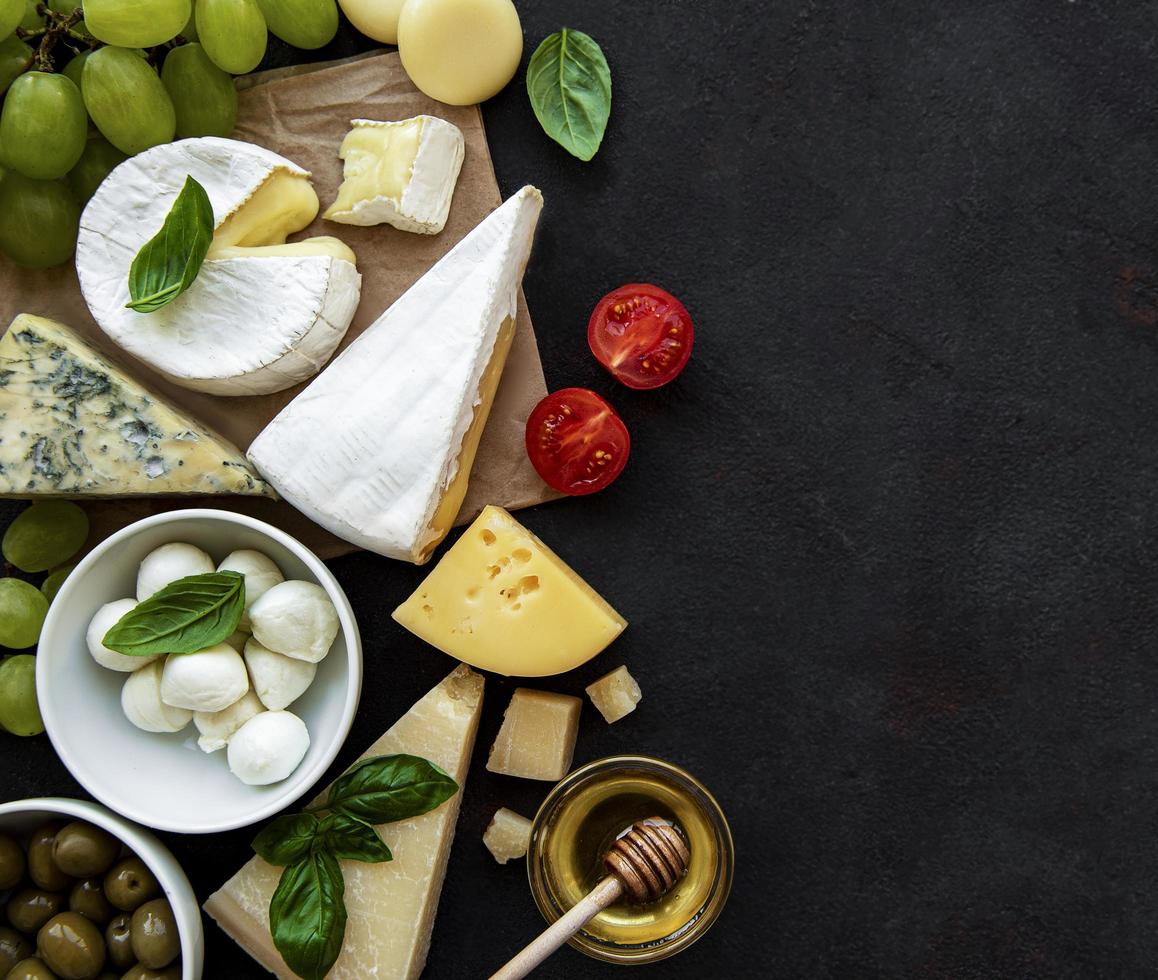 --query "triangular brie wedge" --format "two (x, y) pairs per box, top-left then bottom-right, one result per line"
(248, 185), (543, 563)
(0, 314), (273, 497)
(204, 665), (484, 980)
(76, 137), (362, 396)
